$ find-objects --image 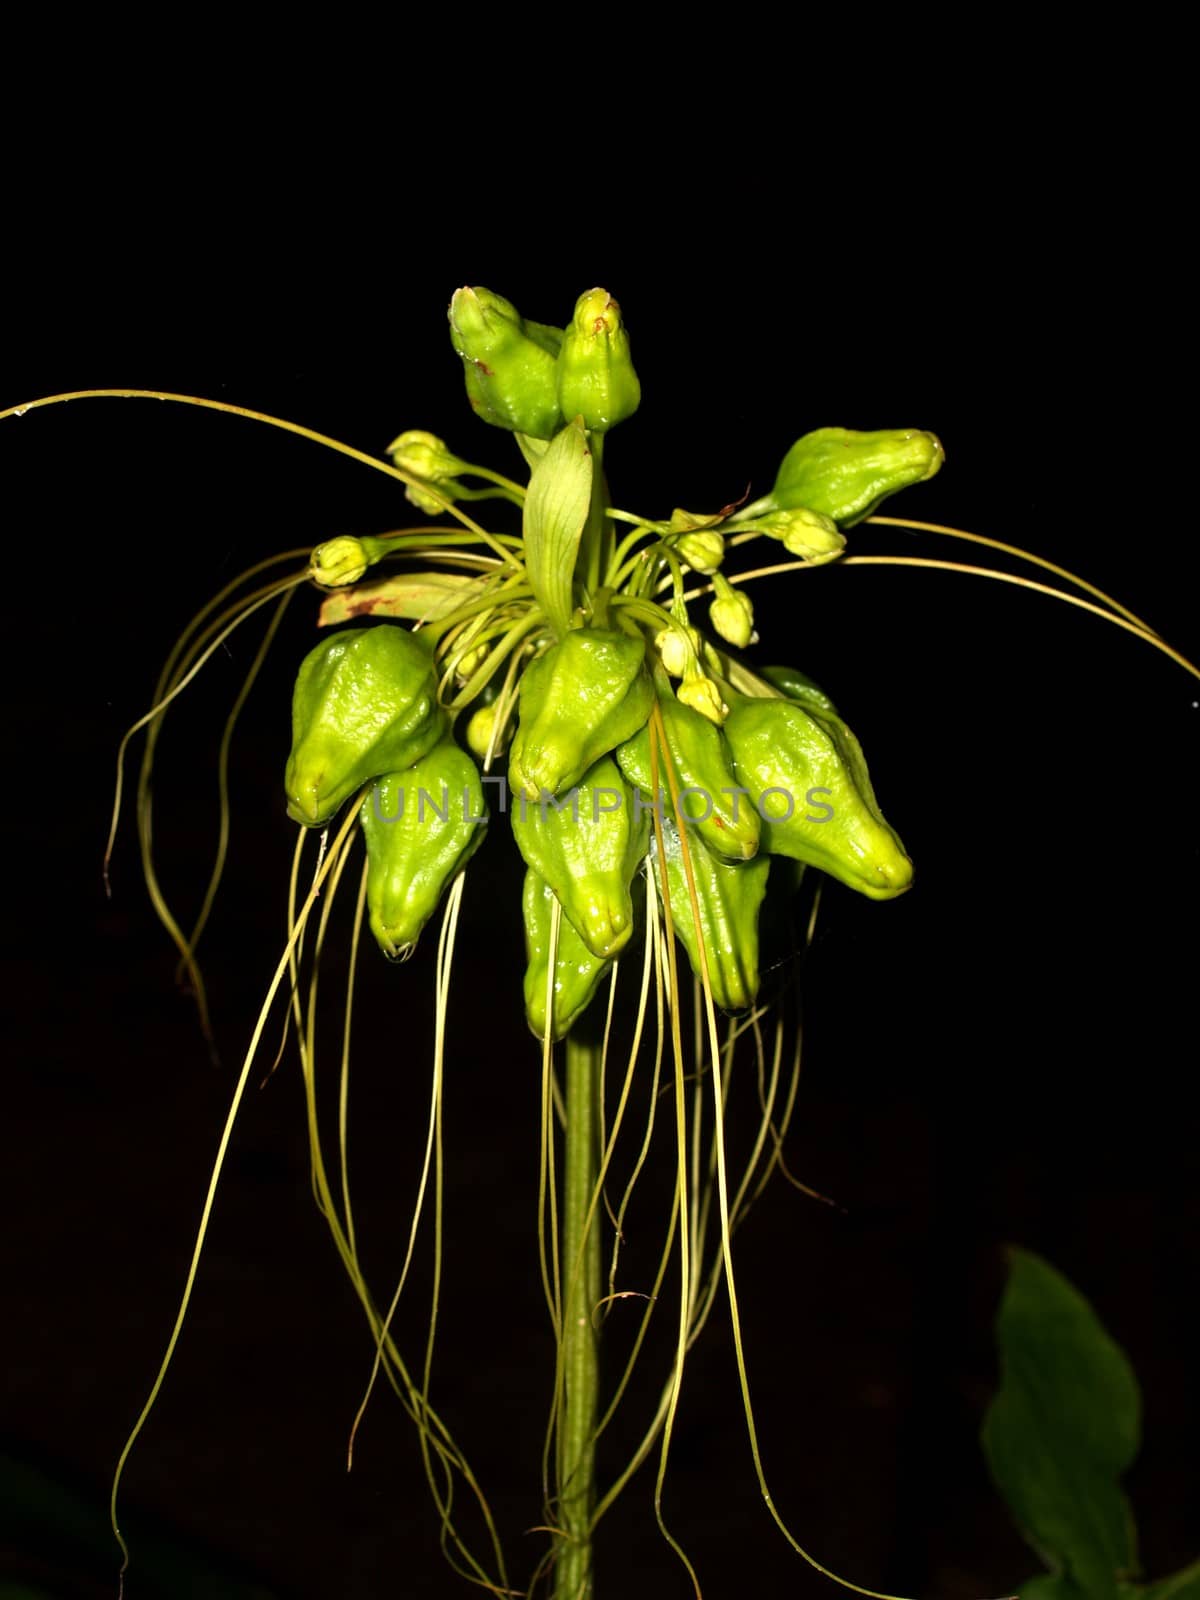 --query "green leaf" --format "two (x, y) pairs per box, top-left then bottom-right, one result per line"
(522, 417), (593, 638)
(317, 570), (479, 626)
(982, 1248), (1142, 1600)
